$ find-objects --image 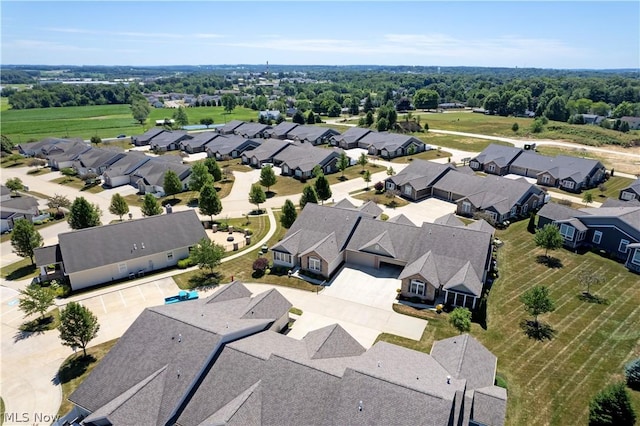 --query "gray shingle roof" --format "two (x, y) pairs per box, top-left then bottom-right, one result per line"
(472, 386), (508, 426)
(537, 202), (589, 222)
(150, 130), (191, 148)
(57, 210), (207, 274)
(102, 151), (150, 178)
(131, 157), (191, 187)
(181, 131), (220, 150)
(235, 122), (272, 137)
(358, 132), (423, 151)
(206, 135), (261, 156)
(304, 323), (366, 360)
(242, 138), (291, 163)
(472, 144), (523, 168)
(332, 127), (371, 144)
(511, 152), (604, 181)
(273, 144), (340, 172)
(284, 125), (340, 142)
(434, 213), (466, 227)
(75, 147), (125, 170)
(268, 121), (299, 138)
(34, 244), (62, 267)
(133, 128), (165, 143)
(388, 159), (455, 188)
(430, 334), (497, 391)
(217, 120), (245, 134)
(386, 213), (415, 226)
